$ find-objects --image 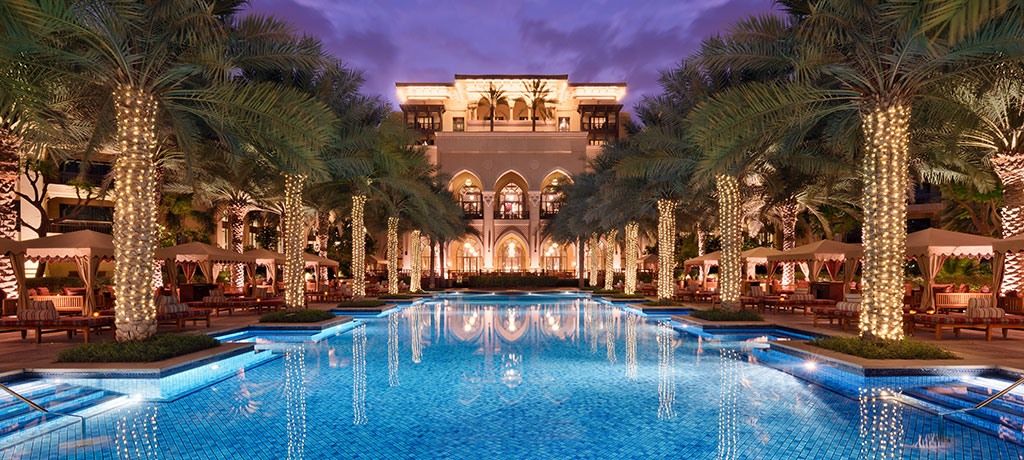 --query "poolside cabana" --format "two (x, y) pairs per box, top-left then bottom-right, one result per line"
(155, 242), (254, 286)
(846, 228), (997, 311)
(243, 248), (284, 293)
(767, 240), (861, 286)
(304, 252), (339, 283)
(684, 247), (785, 282)
(21, 230), (115, 315)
